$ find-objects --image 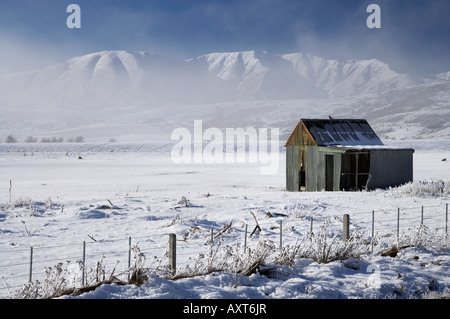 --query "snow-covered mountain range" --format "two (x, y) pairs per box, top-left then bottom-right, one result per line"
(190, 51), (423, 100)
(1, 50), (449, 141)
(0, 50), (429, 105)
